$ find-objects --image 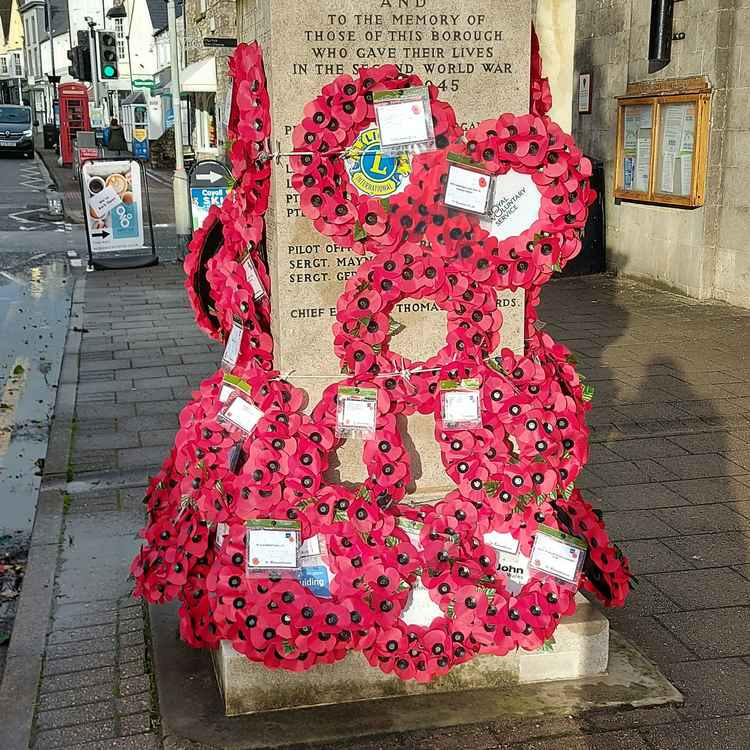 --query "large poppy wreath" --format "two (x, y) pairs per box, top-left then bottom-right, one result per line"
(132, 42), (631, 683)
